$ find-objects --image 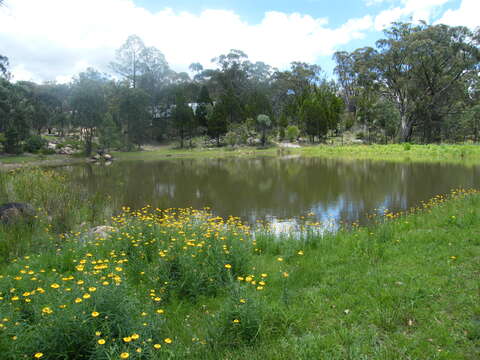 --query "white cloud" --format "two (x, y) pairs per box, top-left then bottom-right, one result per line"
(436, 0), (480, 29)
(365, 0), (393, 7)
(0, 0), (374, 82)
(374, 0), (450, 31)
